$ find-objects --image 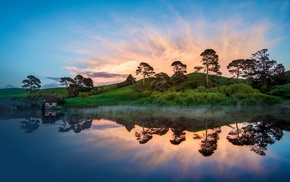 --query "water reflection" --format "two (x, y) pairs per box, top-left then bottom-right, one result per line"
(58, 116), (93, 133)
(20, 117), (41, 133)
(11, 106), (290, 157)
(193, 119), (221, 156)
(227, 115), (284, 155)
